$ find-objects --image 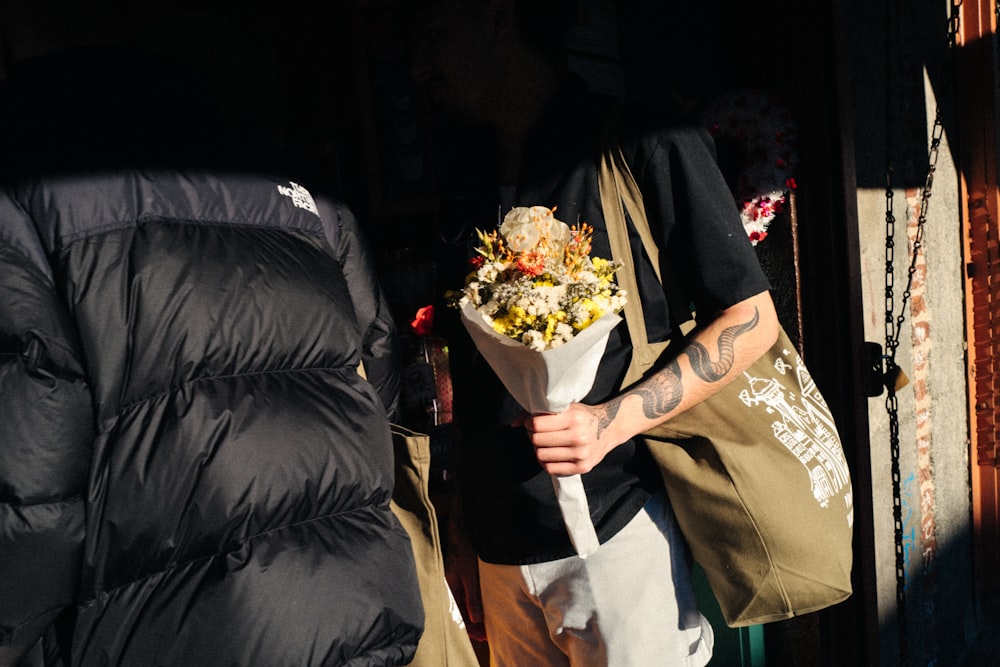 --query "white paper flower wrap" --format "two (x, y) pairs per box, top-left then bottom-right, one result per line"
(460, 301), (620, 557)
